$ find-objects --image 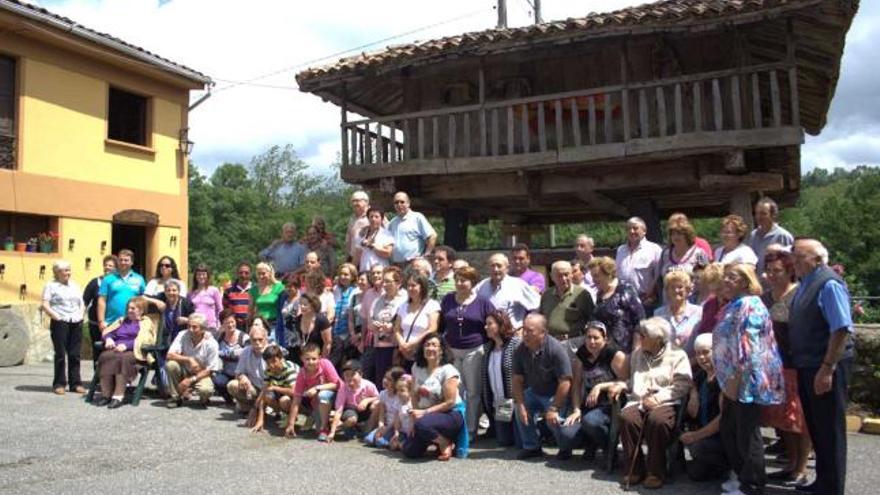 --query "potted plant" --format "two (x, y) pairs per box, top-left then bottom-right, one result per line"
(38, 231), (58, 253)
(2, 236), (12, 251)
(26, 237), (38, 252)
